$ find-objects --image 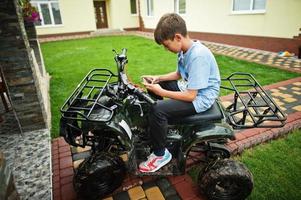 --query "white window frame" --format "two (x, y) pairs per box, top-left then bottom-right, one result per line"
(174, 0), (186, 15)
(146, 0), (154, 17)
(31, 0), (63, 27)
(231, 0), (266, 15)
(130, 0), (138, 16)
